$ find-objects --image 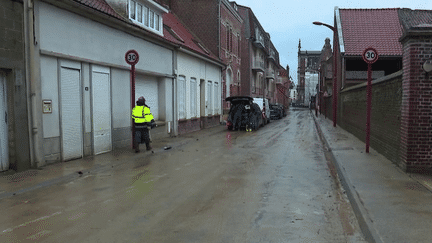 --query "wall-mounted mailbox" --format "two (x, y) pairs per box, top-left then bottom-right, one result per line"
(43, 100), (52, 113)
